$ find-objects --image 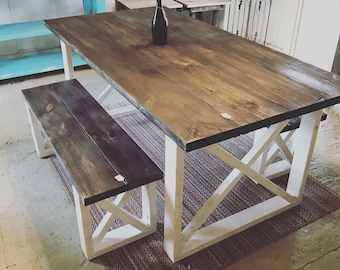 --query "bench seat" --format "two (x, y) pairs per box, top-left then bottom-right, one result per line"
(22, 79), (163, 259)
